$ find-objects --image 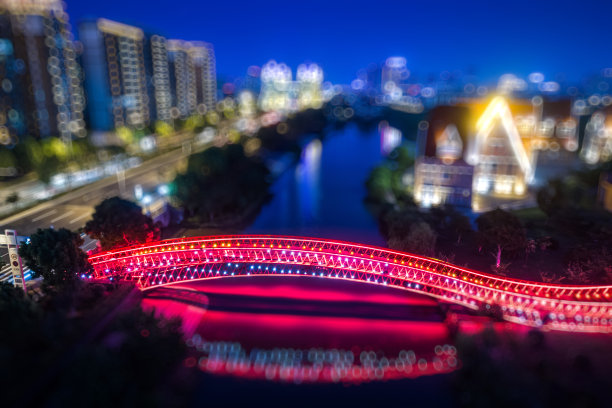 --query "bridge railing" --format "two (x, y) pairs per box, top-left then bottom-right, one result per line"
(88, 235), (612, 333)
